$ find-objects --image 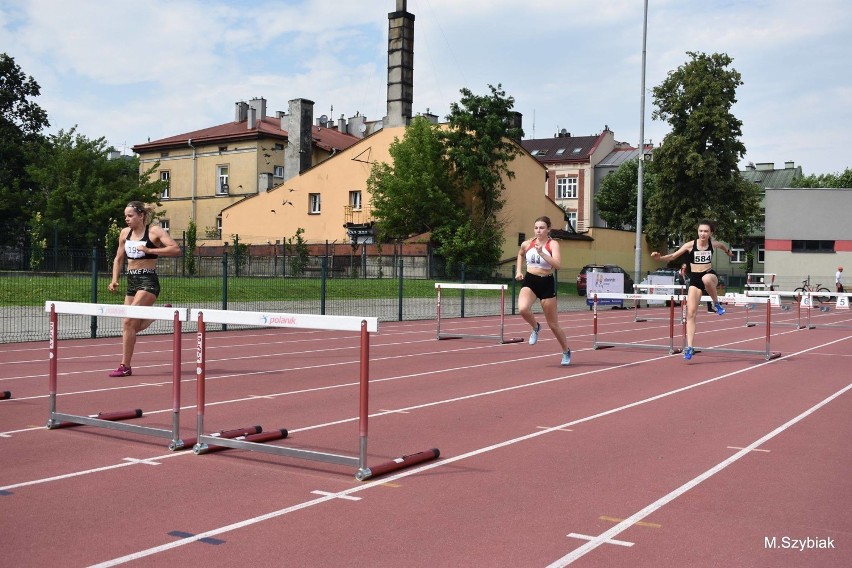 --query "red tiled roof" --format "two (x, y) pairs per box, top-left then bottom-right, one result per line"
(131, 116), (359, 154)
